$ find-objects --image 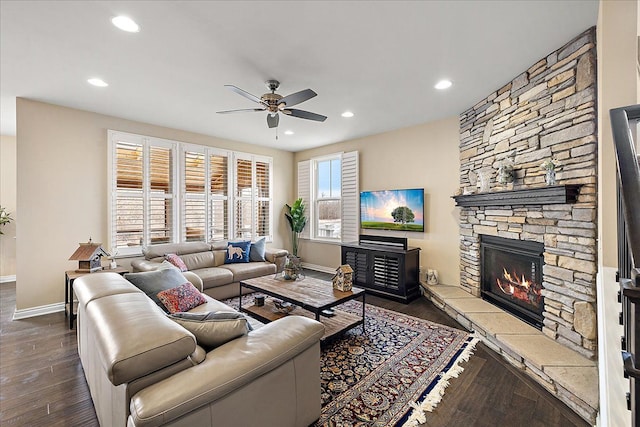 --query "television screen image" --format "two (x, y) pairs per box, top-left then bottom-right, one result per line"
(360, 188), (424, 232)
